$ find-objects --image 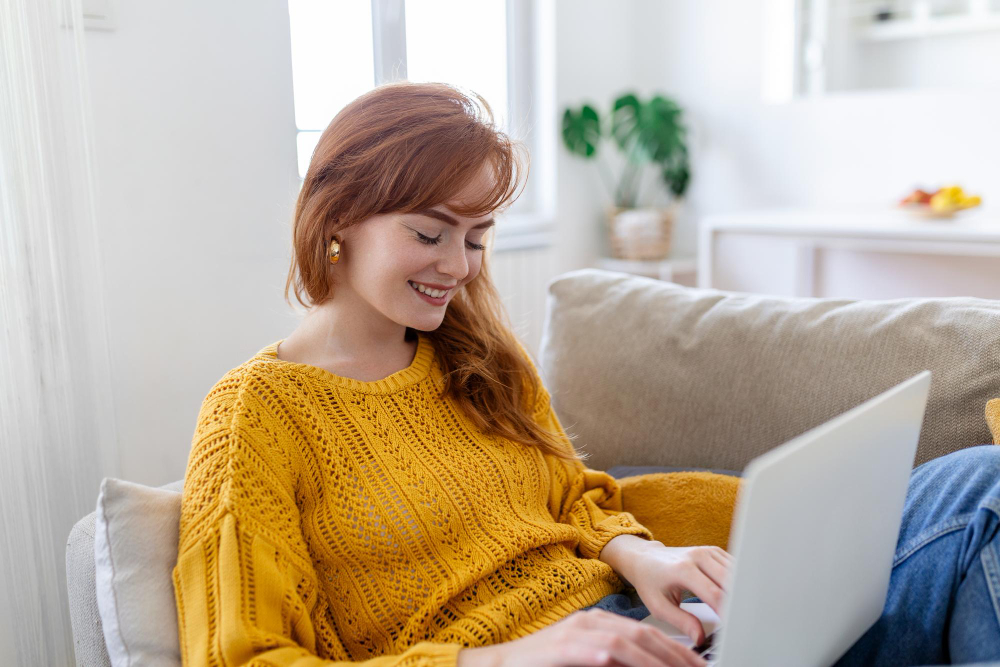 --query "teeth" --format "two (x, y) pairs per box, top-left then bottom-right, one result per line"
(409, 281), (447, 298)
